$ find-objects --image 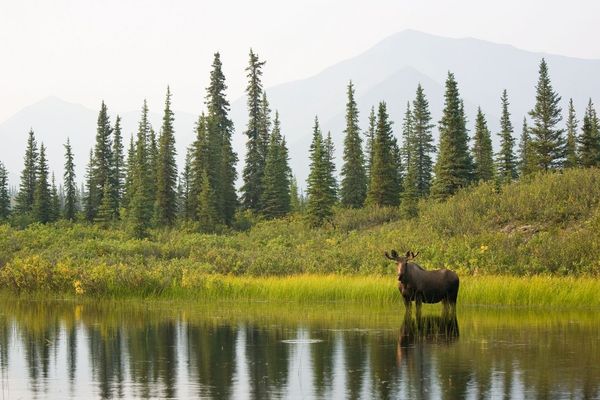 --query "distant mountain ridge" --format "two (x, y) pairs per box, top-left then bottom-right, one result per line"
(2, 30), (600, 188)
